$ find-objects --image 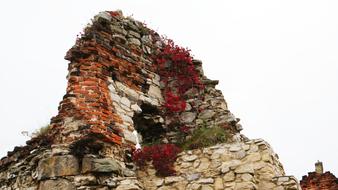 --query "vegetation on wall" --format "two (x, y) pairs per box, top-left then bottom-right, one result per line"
(155, 39), (203, 116)
(180, 125), (230, 150)
(132, 144), (181, 176)
(133, 39), (217, 176)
